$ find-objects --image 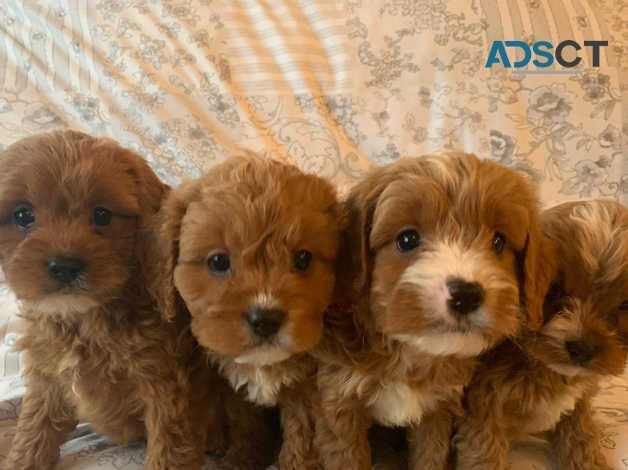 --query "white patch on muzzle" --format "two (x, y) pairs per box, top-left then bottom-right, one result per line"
(393, 242), (503, 356)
